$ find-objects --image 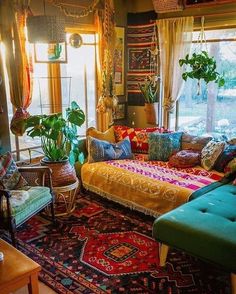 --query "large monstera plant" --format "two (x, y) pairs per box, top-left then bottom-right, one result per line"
(25, 101), (85, 165)
(179, 51), (225, 89)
